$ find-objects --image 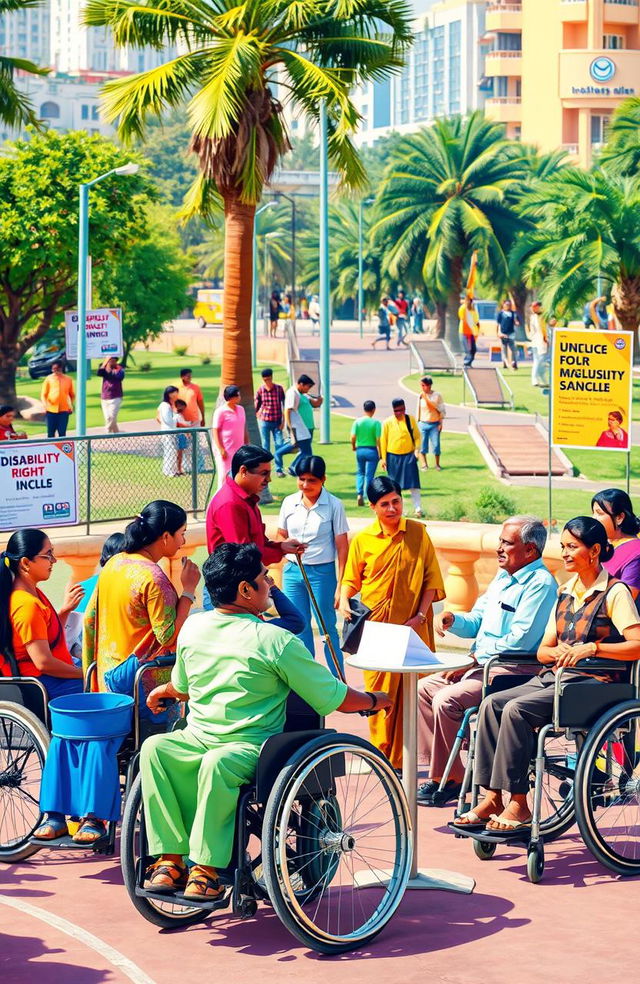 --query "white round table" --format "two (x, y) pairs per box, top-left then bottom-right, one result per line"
(347, 649), (476, 893)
